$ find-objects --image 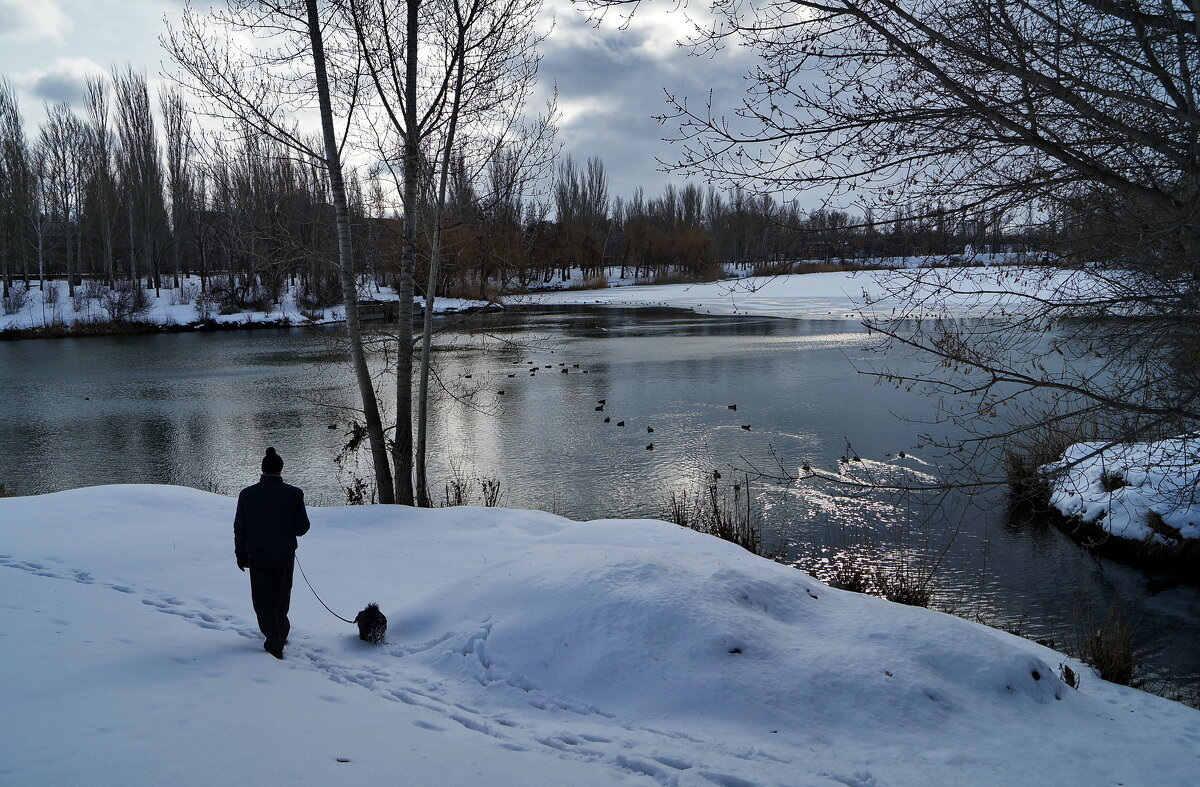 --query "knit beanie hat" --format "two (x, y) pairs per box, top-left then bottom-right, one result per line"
(261, 447), (284, 474)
